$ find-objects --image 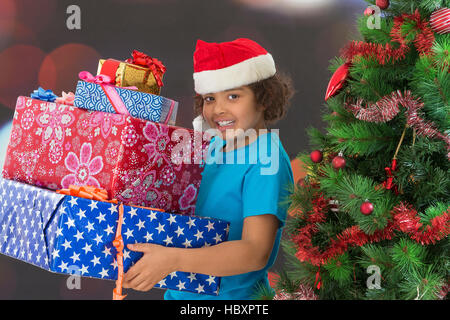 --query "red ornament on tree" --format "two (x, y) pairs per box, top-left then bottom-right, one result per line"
(297, 178), (306, 188)
(310, 150), (323, 163)
(325, 62), (351, 101)
(430, 7), (450, 35)
(376, 0), (390, 10)
(360, 200), (374, 215)
(332, 152), (346, 169)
